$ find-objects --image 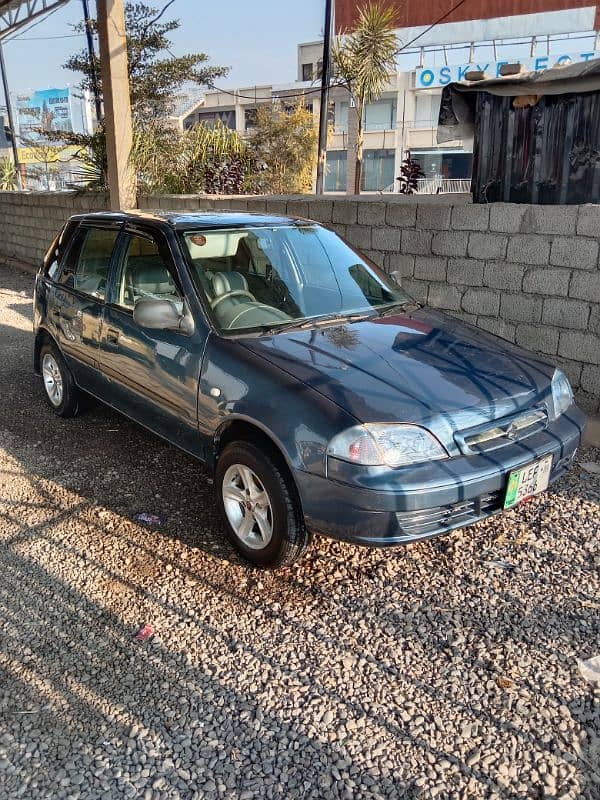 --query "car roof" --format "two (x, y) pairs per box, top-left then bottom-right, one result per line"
(69, 209), (314, 231)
